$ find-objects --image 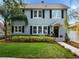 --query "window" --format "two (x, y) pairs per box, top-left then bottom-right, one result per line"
(32, 26), (48, 35)
(34, 11), (37, 17)
(33, 26), (37, 34)
(14, 26), (24, 33)
(52, 10), (61, 18)
(39, 11), (42, 17)
(33, 10), (42, 18)
(38, 26), (42, 34)
(43, 26), (48, 34)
